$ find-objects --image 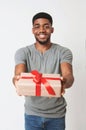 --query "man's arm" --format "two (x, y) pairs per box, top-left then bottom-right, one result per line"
(12, 64), (27, 86)
(60, 62), (74, 89)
